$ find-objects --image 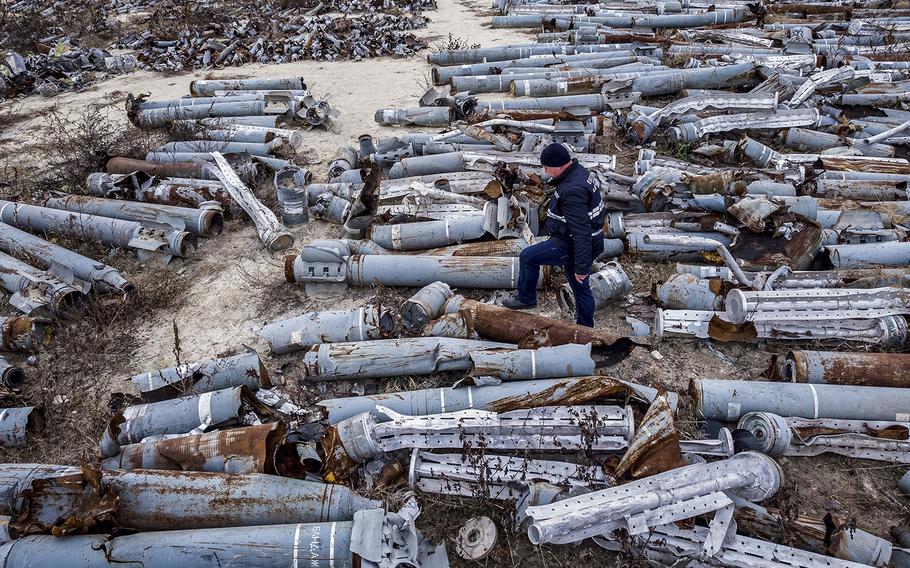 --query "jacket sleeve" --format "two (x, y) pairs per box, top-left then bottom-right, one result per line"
(561, 186), (594, 275)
